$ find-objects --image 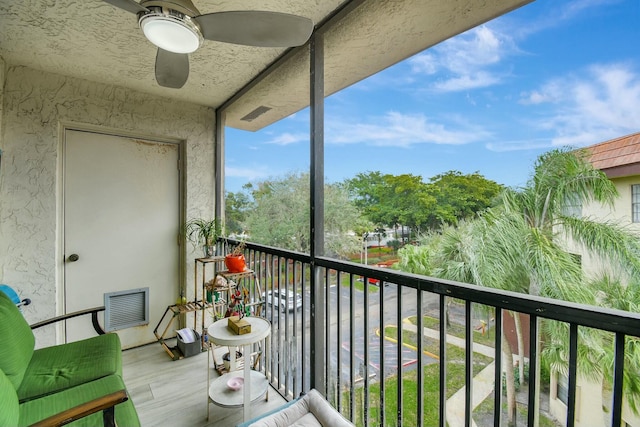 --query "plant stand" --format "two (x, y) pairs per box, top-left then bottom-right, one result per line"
(152, 301), (201, 360)
(153, 257), (264, 361)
